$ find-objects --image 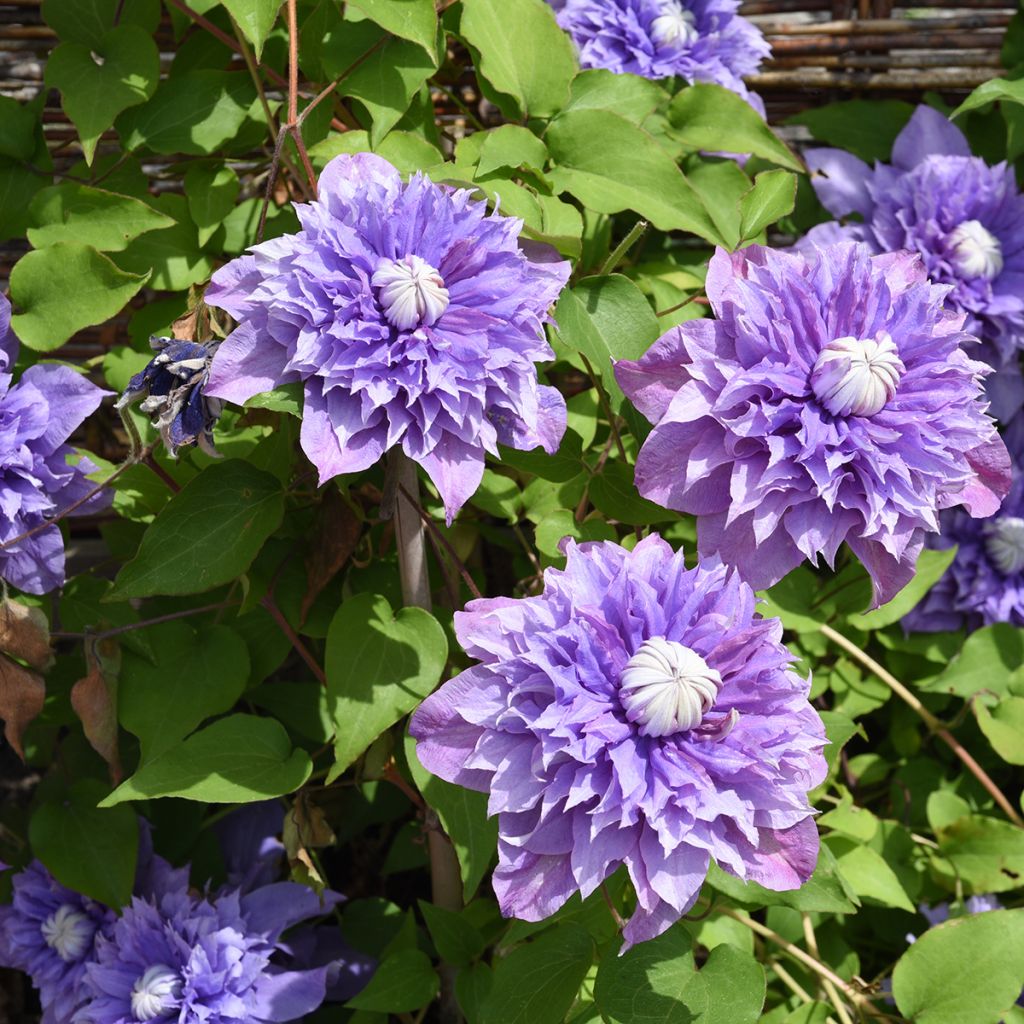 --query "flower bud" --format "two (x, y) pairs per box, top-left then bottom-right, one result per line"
(811, 333), (905, 418)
